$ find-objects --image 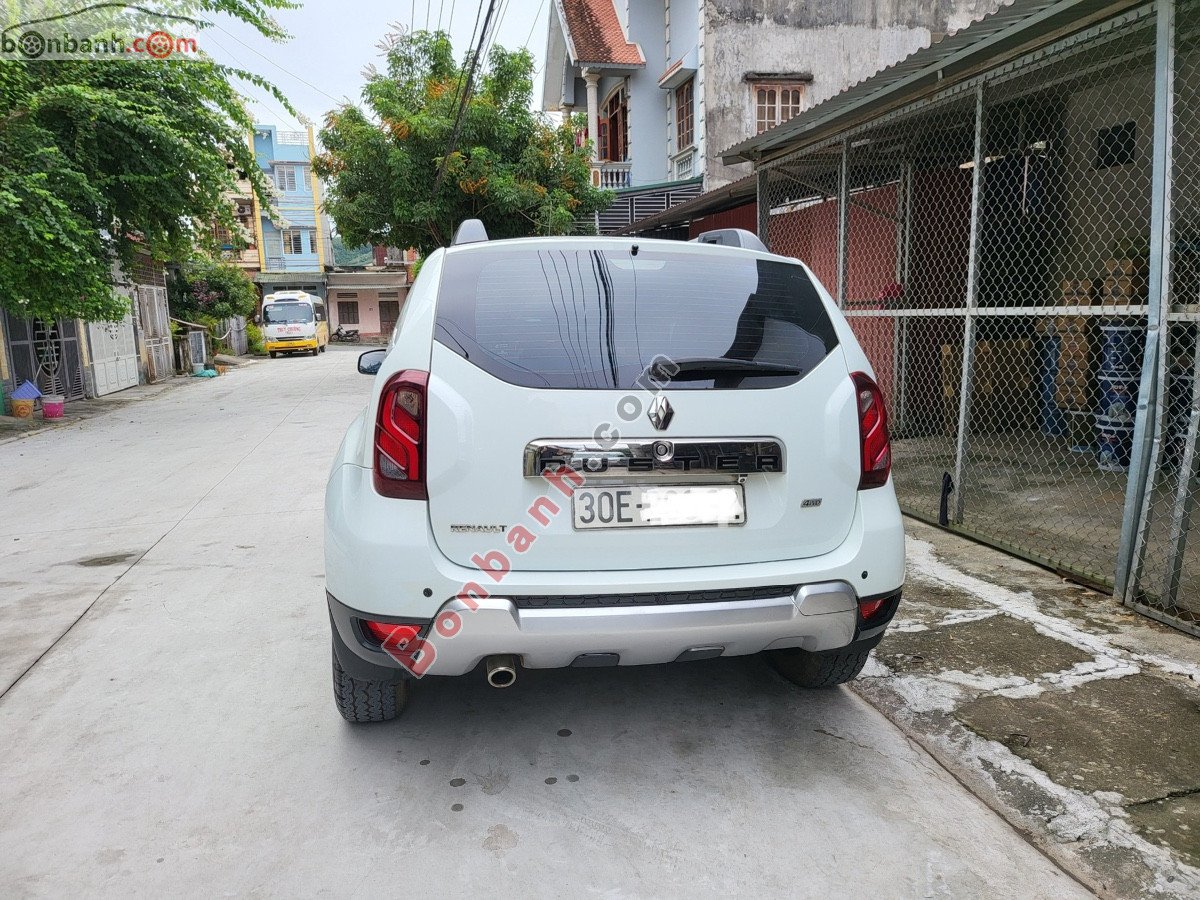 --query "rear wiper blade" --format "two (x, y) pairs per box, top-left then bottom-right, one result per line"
(647, 357), (801, 382)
